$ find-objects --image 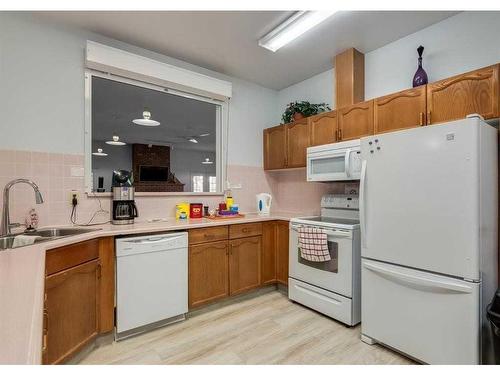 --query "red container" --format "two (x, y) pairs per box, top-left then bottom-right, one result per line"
(190, 203), (203, 219)
(218, 202), (227, 211)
